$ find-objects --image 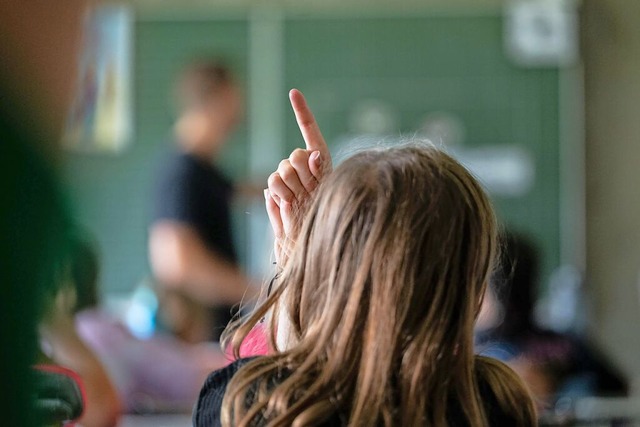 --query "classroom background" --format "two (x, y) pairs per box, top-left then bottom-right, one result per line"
(56, 0), (640, 423)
